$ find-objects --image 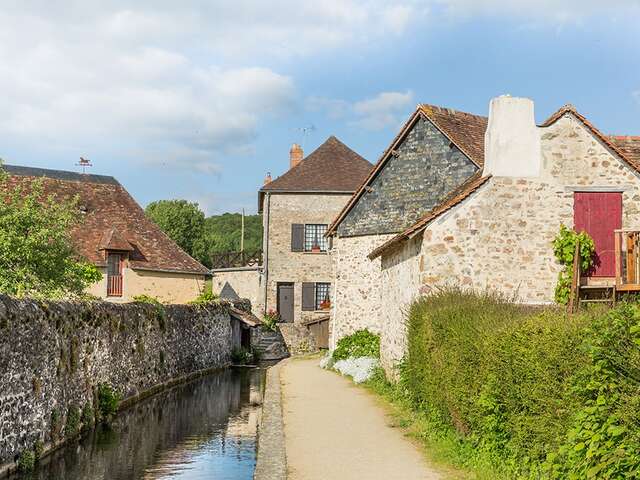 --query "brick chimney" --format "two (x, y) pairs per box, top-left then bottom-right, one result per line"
(264, 172), (272, 185)
(290, 143), (303, 169)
